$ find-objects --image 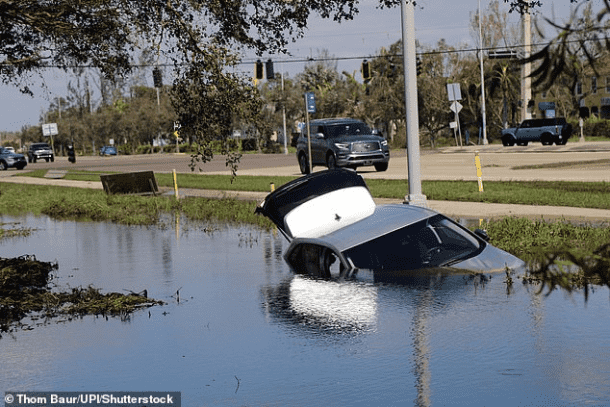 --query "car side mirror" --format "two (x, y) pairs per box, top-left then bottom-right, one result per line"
(474, 229), (490, 242)
(315, 132), (325, 139)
